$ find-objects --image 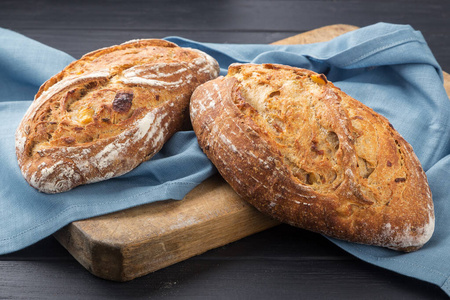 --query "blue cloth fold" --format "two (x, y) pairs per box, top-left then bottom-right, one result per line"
(1, 23), (449, 296)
